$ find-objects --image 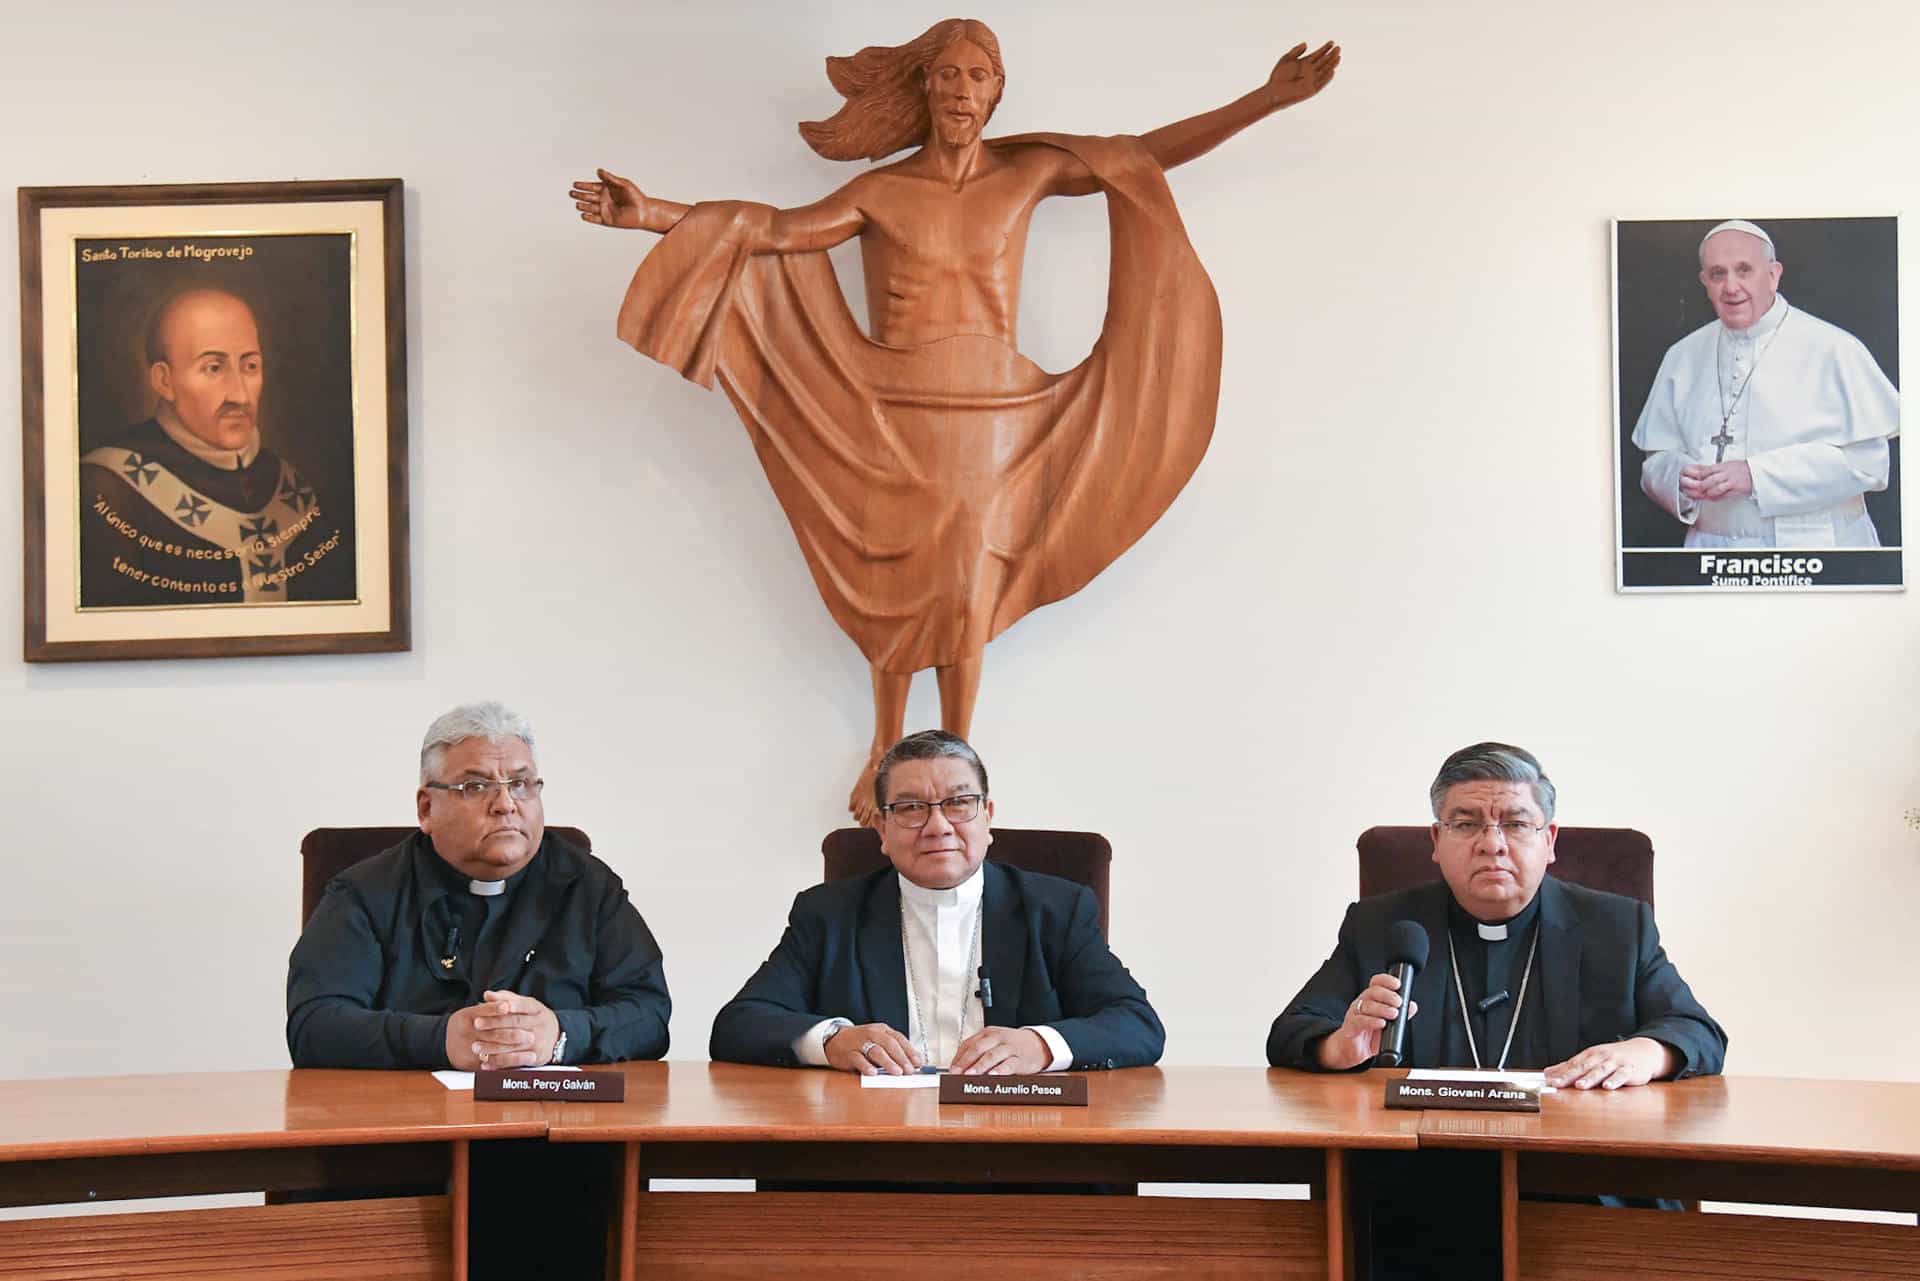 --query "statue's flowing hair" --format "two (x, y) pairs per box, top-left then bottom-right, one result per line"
(799, 18), (1005, 162)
